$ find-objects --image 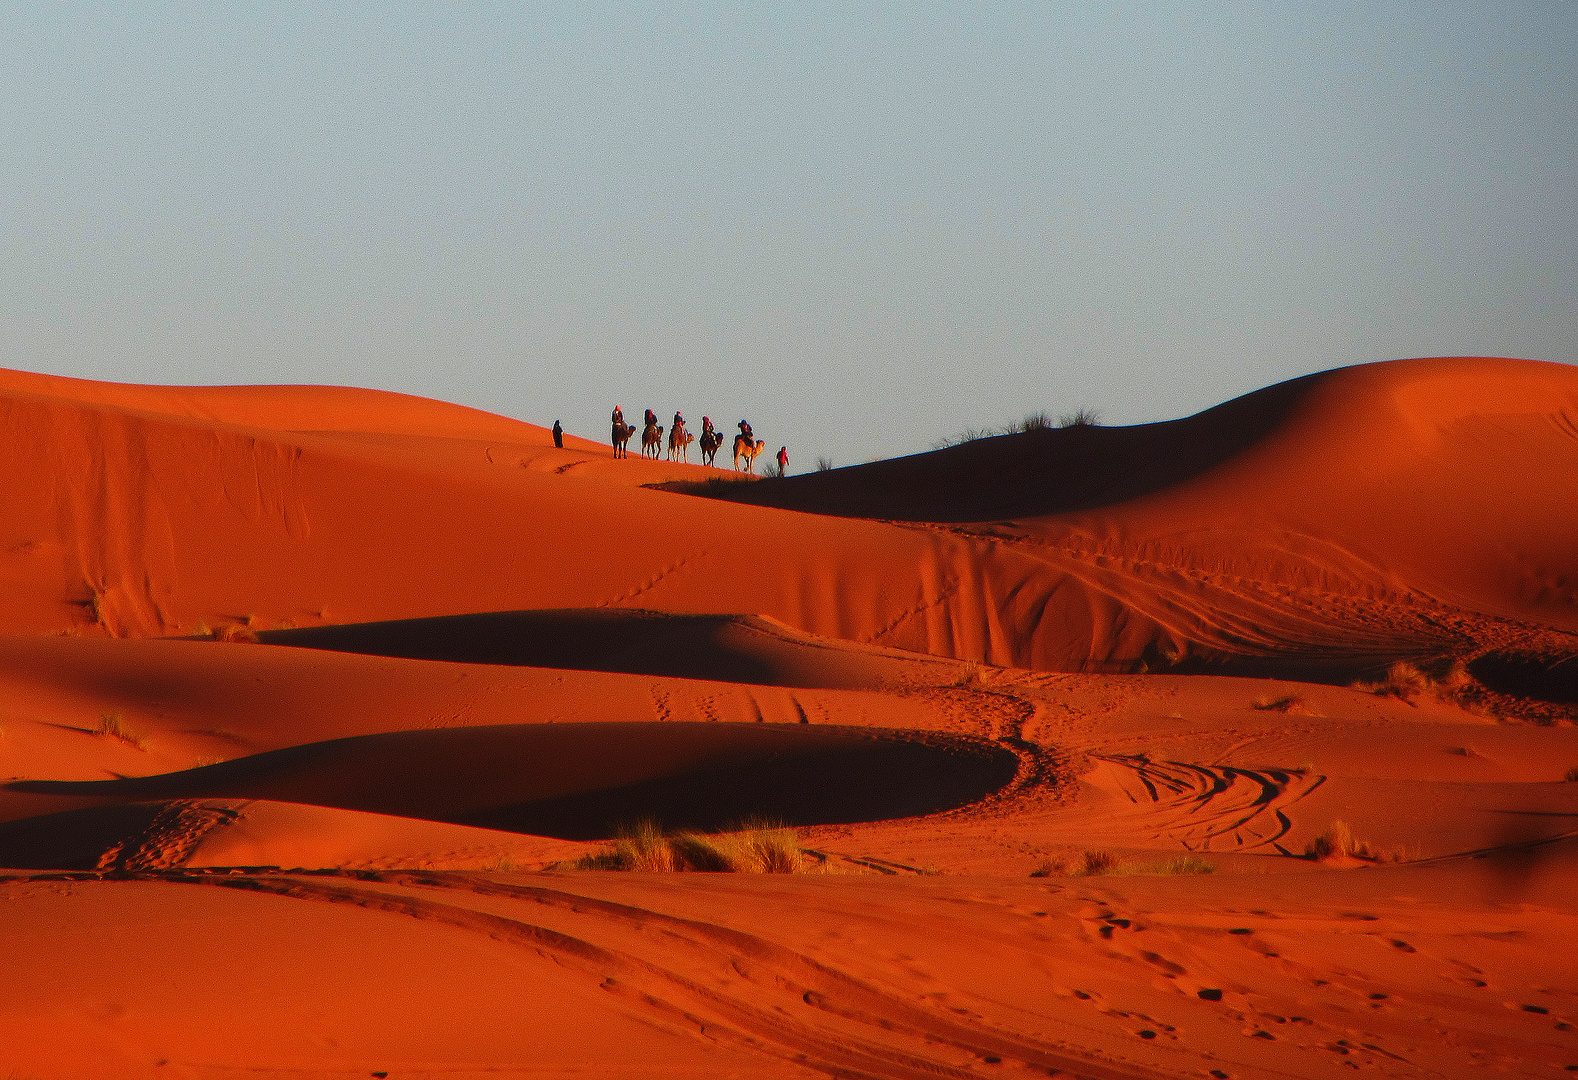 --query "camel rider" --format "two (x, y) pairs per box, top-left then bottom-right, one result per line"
(673, 411), (684, 431)
(612, 405), (625, 426)
(645, 408), (657, 428)
(701, 416), (716, 438)
(738, 419), (753, 441)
